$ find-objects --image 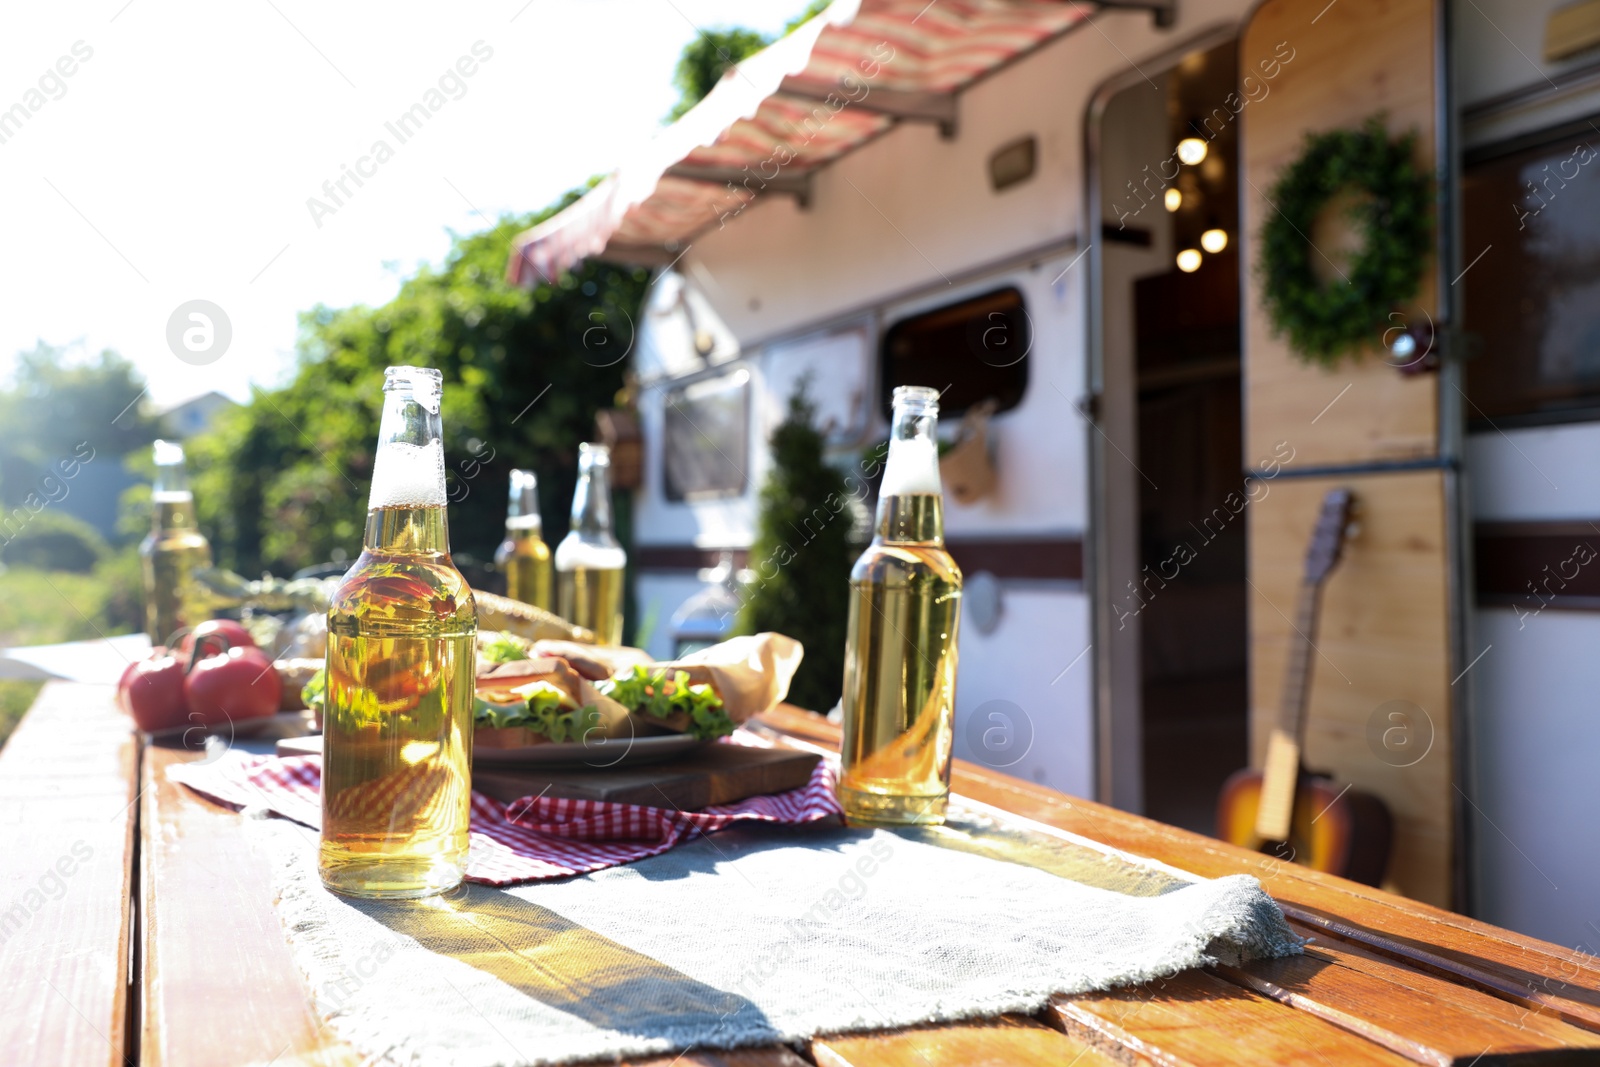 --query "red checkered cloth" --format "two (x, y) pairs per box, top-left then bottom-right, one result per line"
(167, 732), (843, 886)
